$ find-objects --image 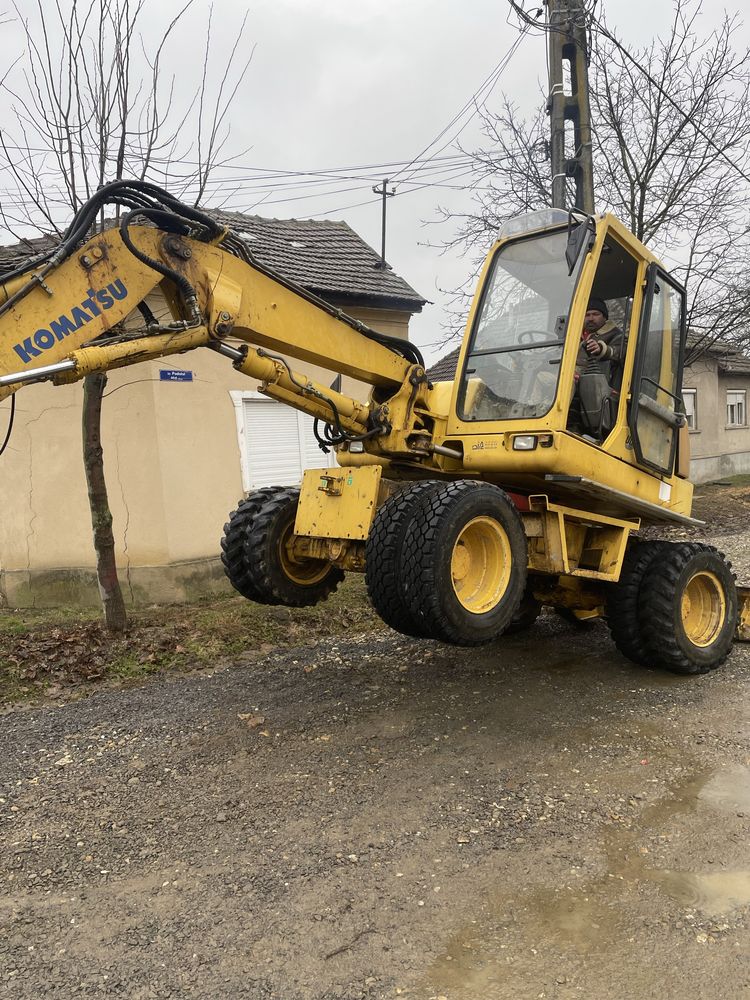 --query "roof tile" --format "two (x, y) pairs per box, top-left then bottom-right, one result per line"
(427, 346), (461, 381)
(213, 211), (425, 309)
